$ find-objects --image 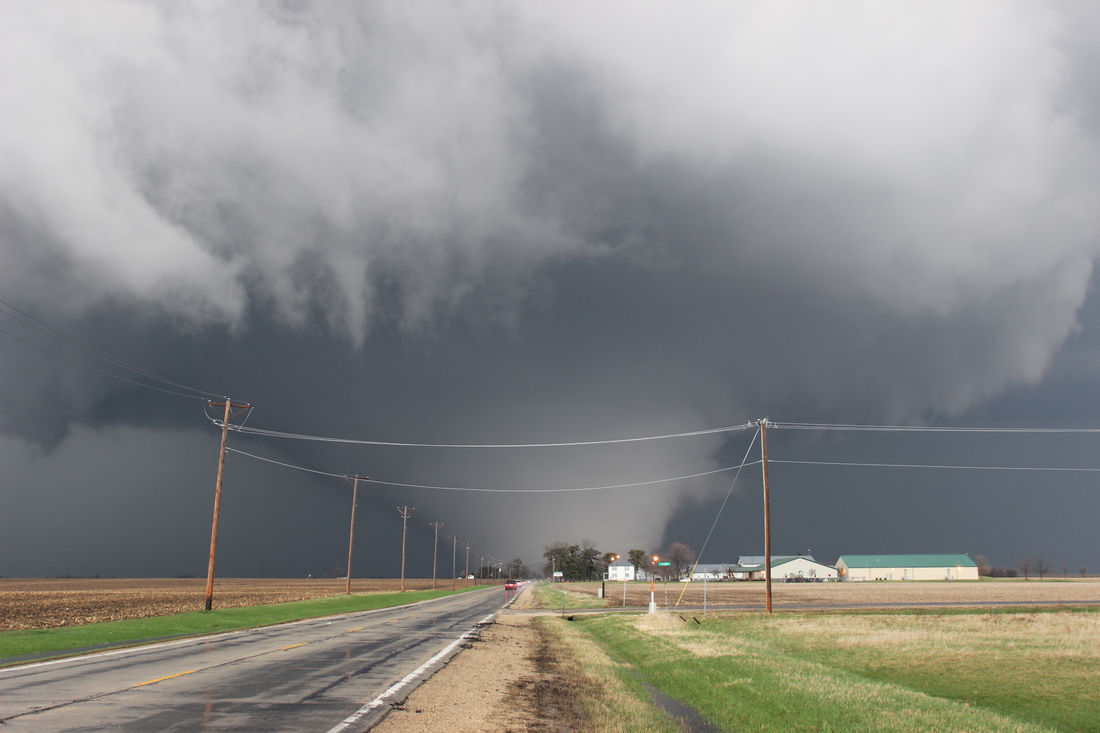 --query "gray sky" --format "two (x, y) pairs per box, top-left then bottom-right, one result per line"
(2, 1), (1099, 578)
